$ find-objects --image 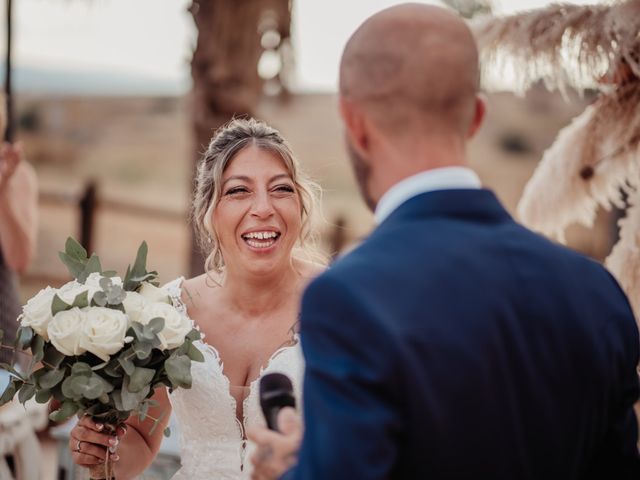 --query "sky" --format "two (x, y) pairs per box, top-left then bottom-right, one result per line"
(1, 0), (598, 94)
